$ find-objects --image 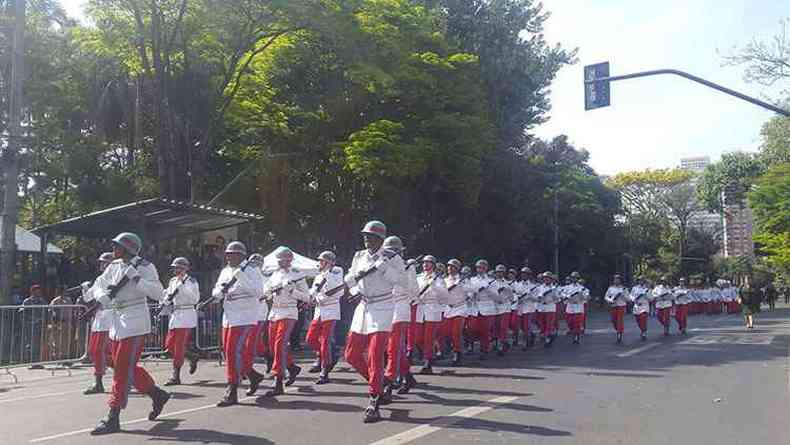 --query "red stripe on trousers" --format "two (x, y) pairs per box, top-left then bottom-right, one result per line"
(108, 336), (154, 410)
(165, 328), (192, 369)
(345, 331), (389, 396)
